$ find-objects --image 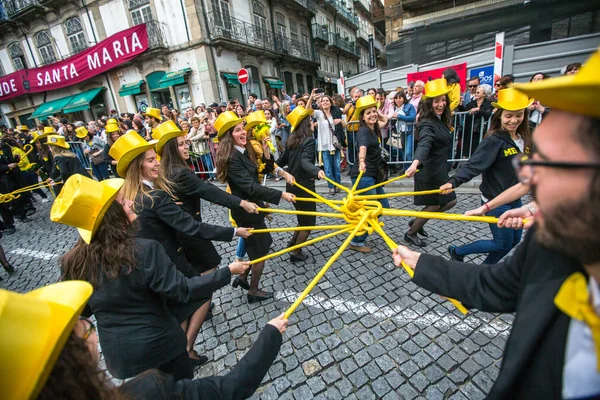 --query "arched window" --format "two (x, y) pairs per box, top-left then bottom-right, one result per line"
(289, 19), (298, 42)
(300, 25), (309, 47)
(8, 42), (27, 70)
(211, 0), (231, 28)
(65, 17), (87, 54)
(129, 0), (152, 25)
(34, 31), (56, 65)
(276, 12), (286, 37)
(252, 2), (267, 31)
